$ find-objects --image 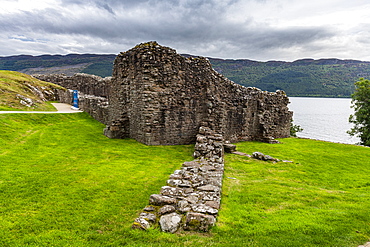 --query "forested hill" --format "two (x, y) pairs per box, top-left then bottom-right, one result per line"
(1, 54), (369, 97)
(208, 58), (370, 97)
(0, 54), (116, 77)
